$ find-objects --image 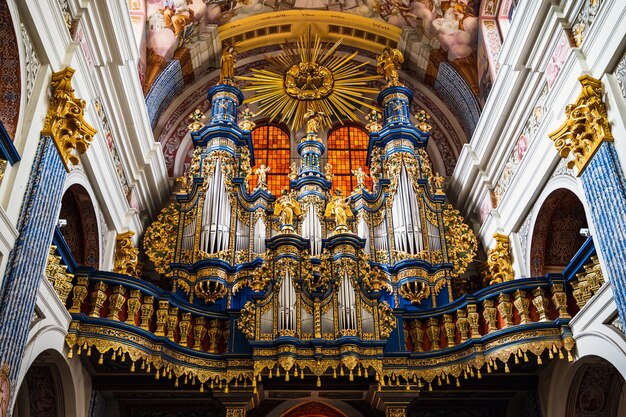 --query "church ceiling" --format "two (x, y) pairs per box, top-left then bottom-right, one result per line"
(128, 1), (482, 177)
